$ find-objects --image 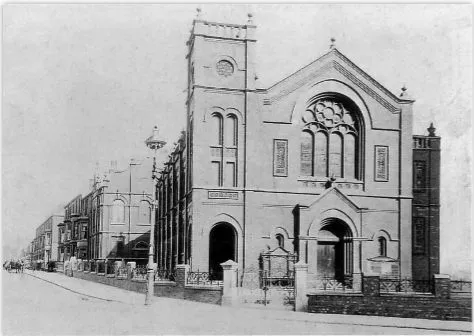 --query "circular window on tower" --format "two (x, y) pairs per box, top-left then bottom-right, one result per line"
(216, 60), (234, 77)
